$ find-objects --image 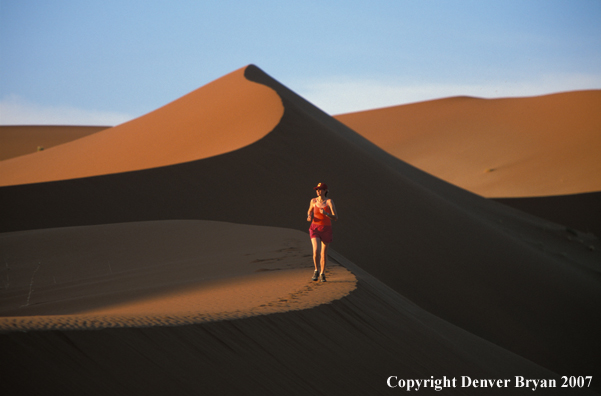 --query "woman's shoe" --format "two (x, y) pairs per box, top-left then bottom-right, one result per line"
(320, 273), (327, 282)
(312, 271), (319, 281)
